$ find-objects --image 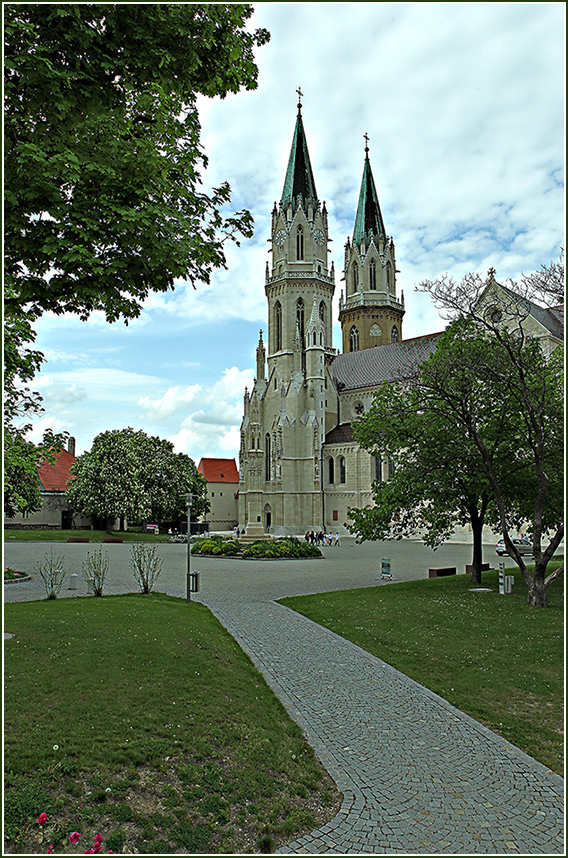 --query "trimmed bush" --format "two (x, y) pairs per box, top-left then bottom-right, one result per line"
(242, 538), (322, 560)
